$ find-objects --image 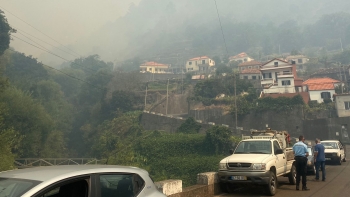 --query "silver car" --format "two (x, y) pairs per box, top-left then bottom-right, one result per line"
(0, 165), (166, 197)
